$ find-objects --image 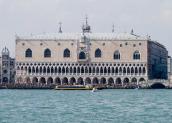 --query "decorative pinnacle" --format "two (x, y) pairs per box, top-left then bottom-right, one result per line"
(82, 15), (91, 33)
(130, 28), (134, 35)
(58, 22), (62, 33)
(112, 24), (115, 33)
(85, 15), (88, 25)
